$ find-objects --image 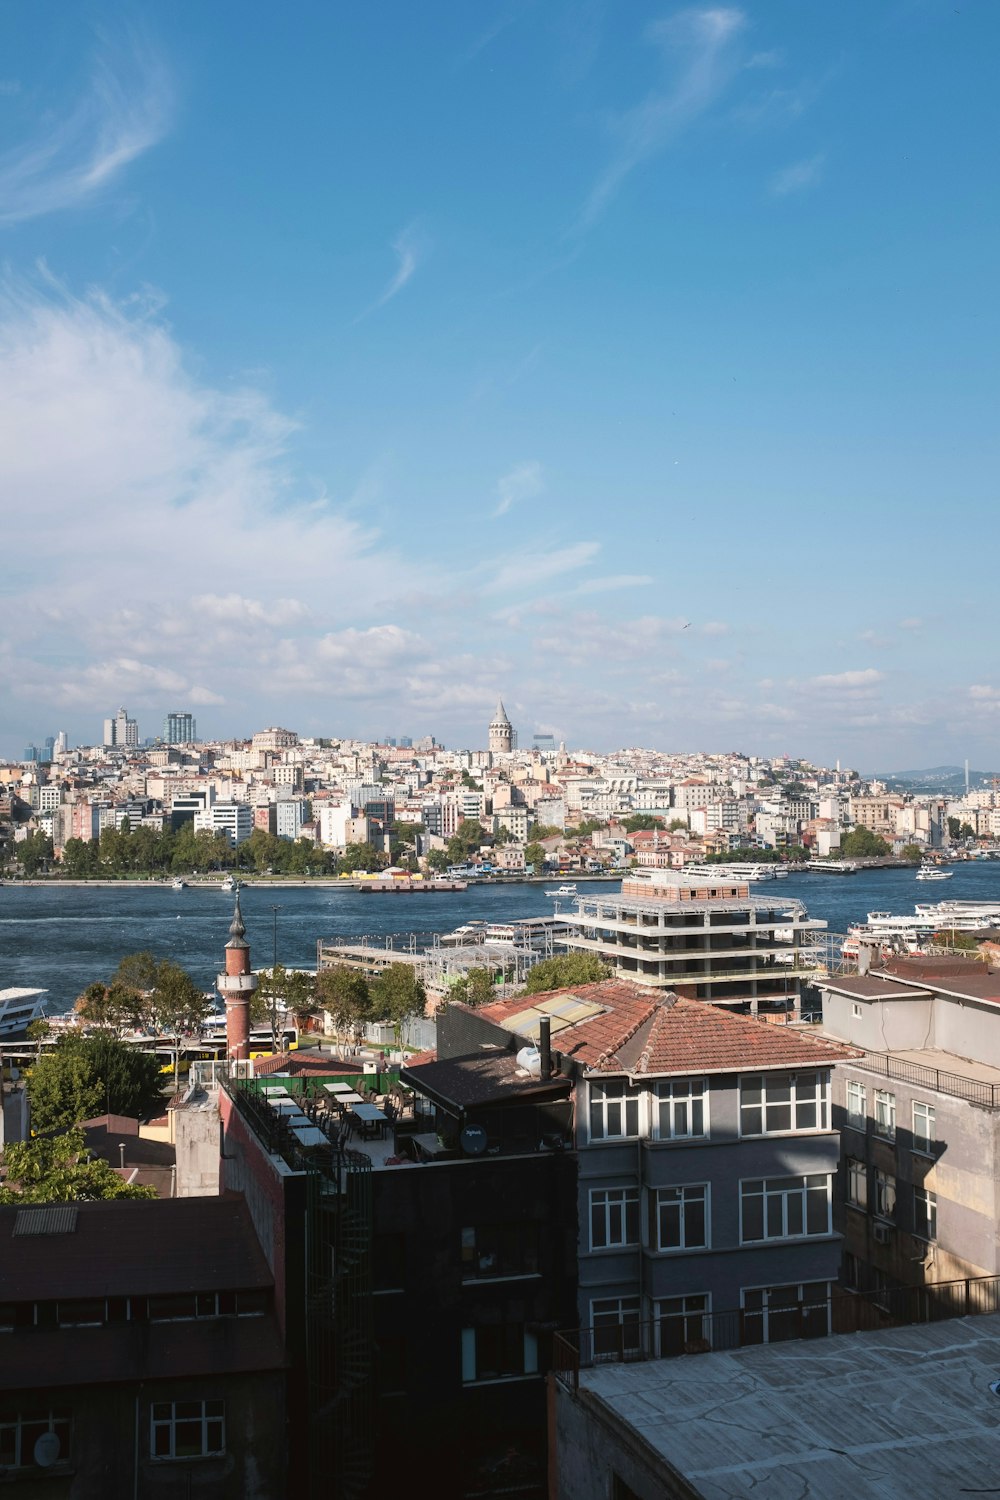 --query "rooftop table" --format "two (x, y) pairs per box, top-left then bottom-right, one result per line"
(291, 1125), (329, 1148)
(271, 1098), (302, 1114)
(261, 1086), (290, 1097)
(334, 1091), (364, 1107)
(410, 1132), (450, 1161)
(323, 1081), (355, 1095)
